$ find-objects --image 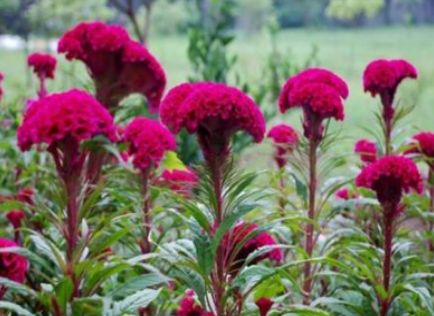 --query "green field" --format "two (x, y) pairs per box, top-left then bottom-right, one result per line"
(1, 26), (433, 142)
